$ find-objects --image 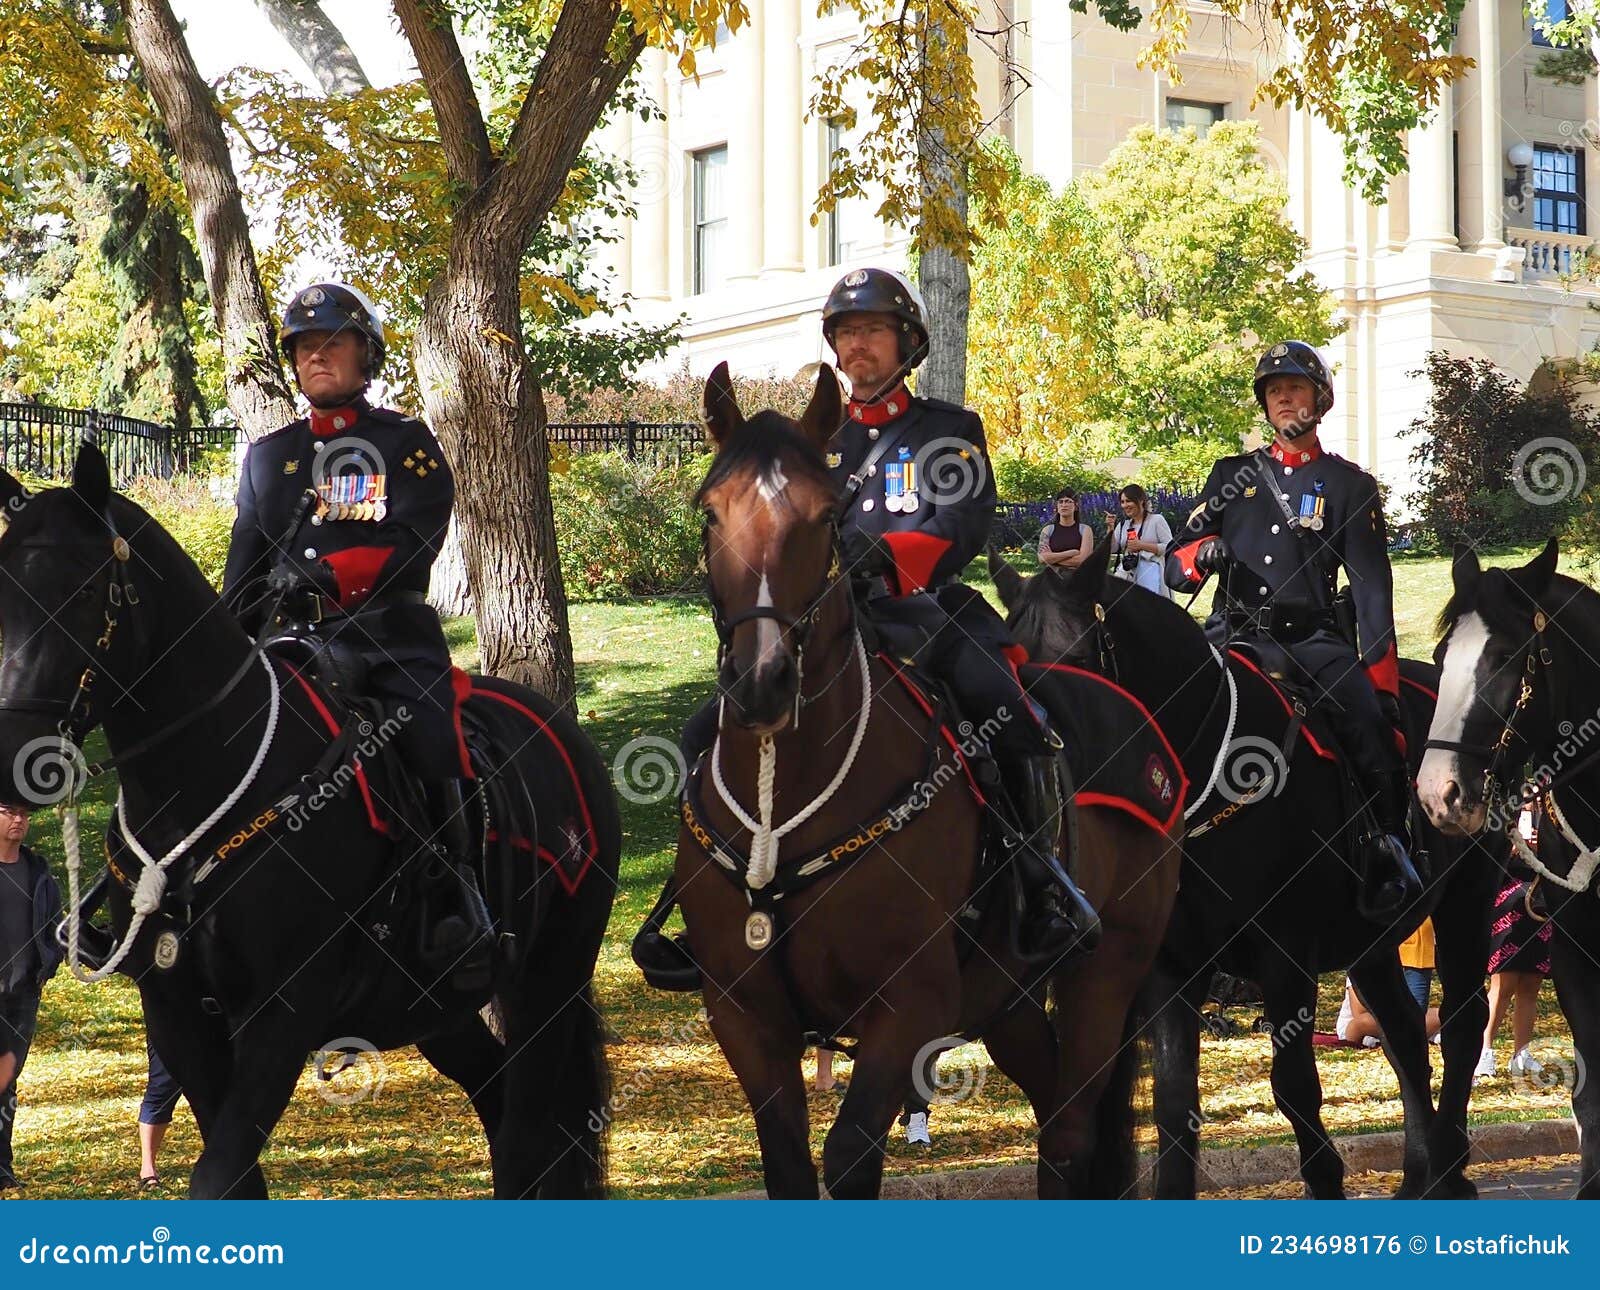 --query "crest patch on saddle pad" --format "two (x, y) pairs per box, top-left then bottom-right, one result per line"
(551, 818), (590, 890)
(1145, 754), (1175, 805)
